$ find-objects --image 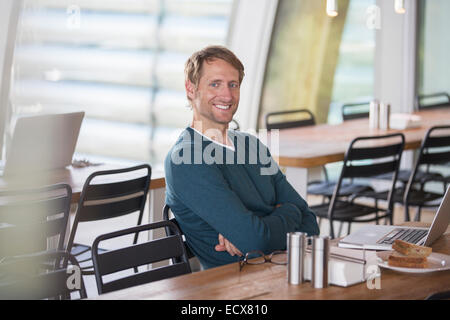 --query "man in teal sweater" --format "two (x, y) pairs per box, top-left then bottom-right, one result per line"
(165, 46), (319, 269)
